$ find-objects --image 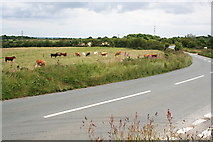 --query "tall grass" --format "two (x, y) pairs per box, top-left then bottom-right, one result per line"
(2, 52), (192, 100)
